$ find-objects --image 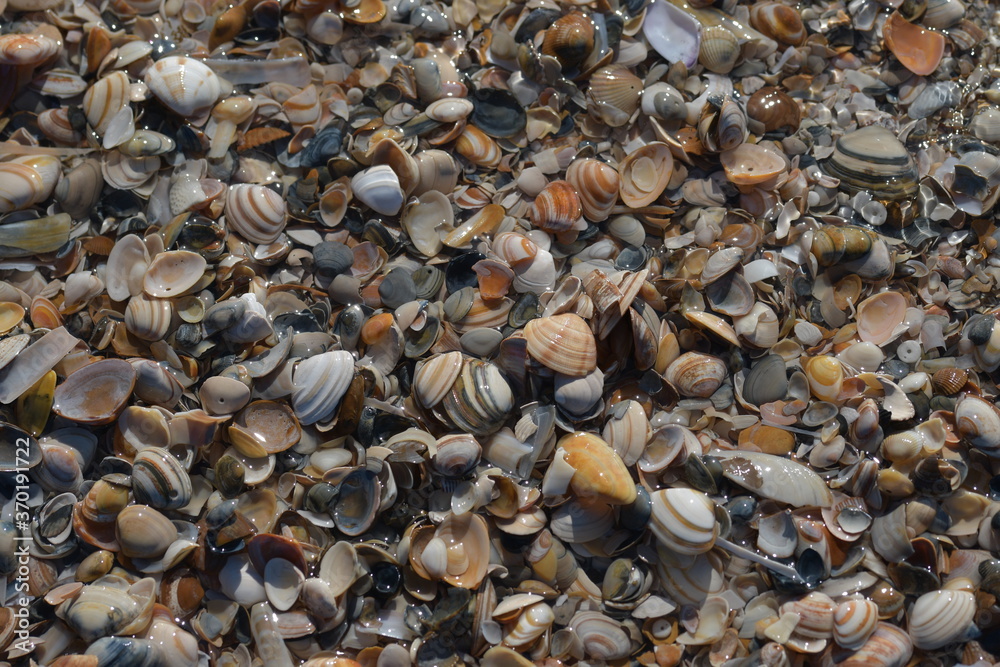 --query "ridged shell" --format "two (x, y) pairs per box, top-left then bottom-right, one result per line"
(566, 159), (620, 222)
(665, 352), (726, 398)
(824, 125), (919, 200)
(698, 26), (740, 74)
(712, 449), (834, 507)
(541, 12), (595, 69)
(83, 72), (130, 135)
(907, 589), (976, 649)
(225, 184), (287, 244)
(351, 165), (404, 216)
(524, 313), (597, 377)
(834, 599), (879, 649)
(530, 181), (582, 233)
(144, 56), (221, 118)
(749, 2), (806, 46)
(649, 488), (718, 555)
(589, 65), (642, 119)
(619, 143), (673, 208)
